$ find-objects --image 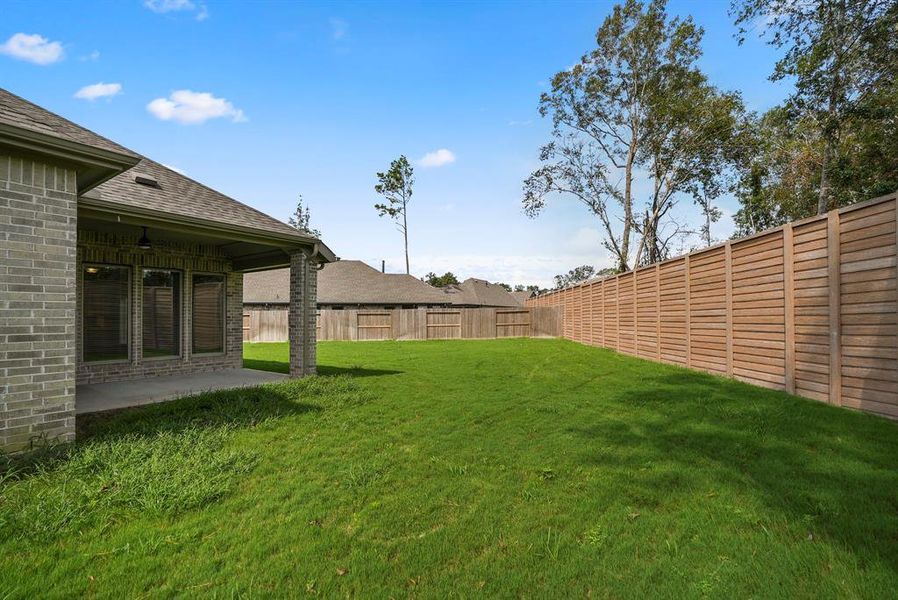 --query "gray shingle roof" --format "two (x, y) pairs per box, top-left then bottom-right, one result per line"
(244, 268), (291, 303)
(94, 157), (302, 238)
(1, 87), (312, 242)
(244, 260), (450, 305)
(0, 88), (137, 157)
(442, 278), (521, 307)
(510, 290), (534, 305)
